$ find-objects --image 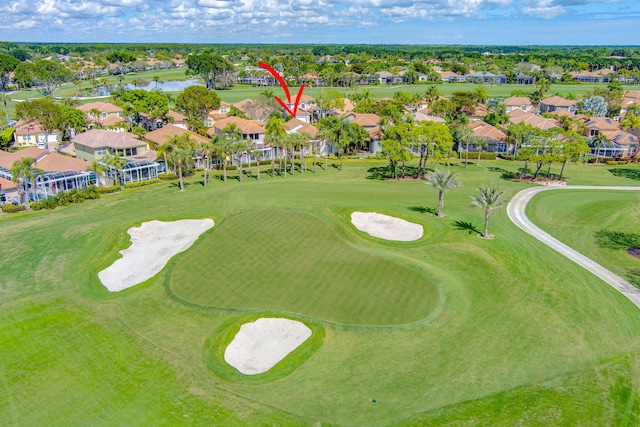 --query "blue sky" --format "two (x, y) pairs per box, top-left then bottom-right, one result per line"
(0, 0), (637, 45)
